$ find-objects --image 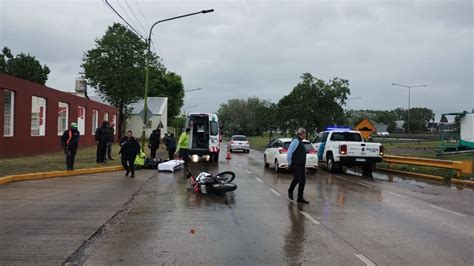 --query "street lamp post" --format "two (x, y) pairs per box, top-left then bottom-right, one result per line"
(392, 83), (427, 134)
(141, 9), (214, 149)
